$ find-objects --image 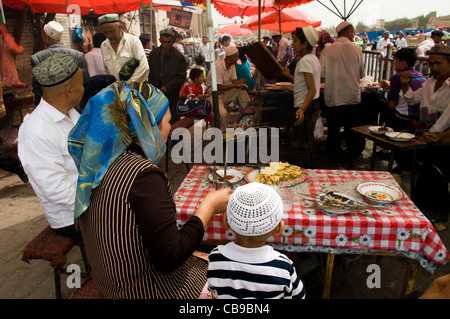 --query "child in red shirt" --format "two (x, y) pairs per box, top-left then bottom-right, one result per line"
(180, 68), (210, 99)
